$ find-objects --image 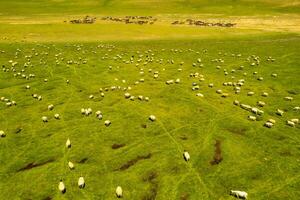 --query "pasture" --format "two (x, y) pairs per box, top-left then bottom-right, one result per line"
(0, 1), (300, 200)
